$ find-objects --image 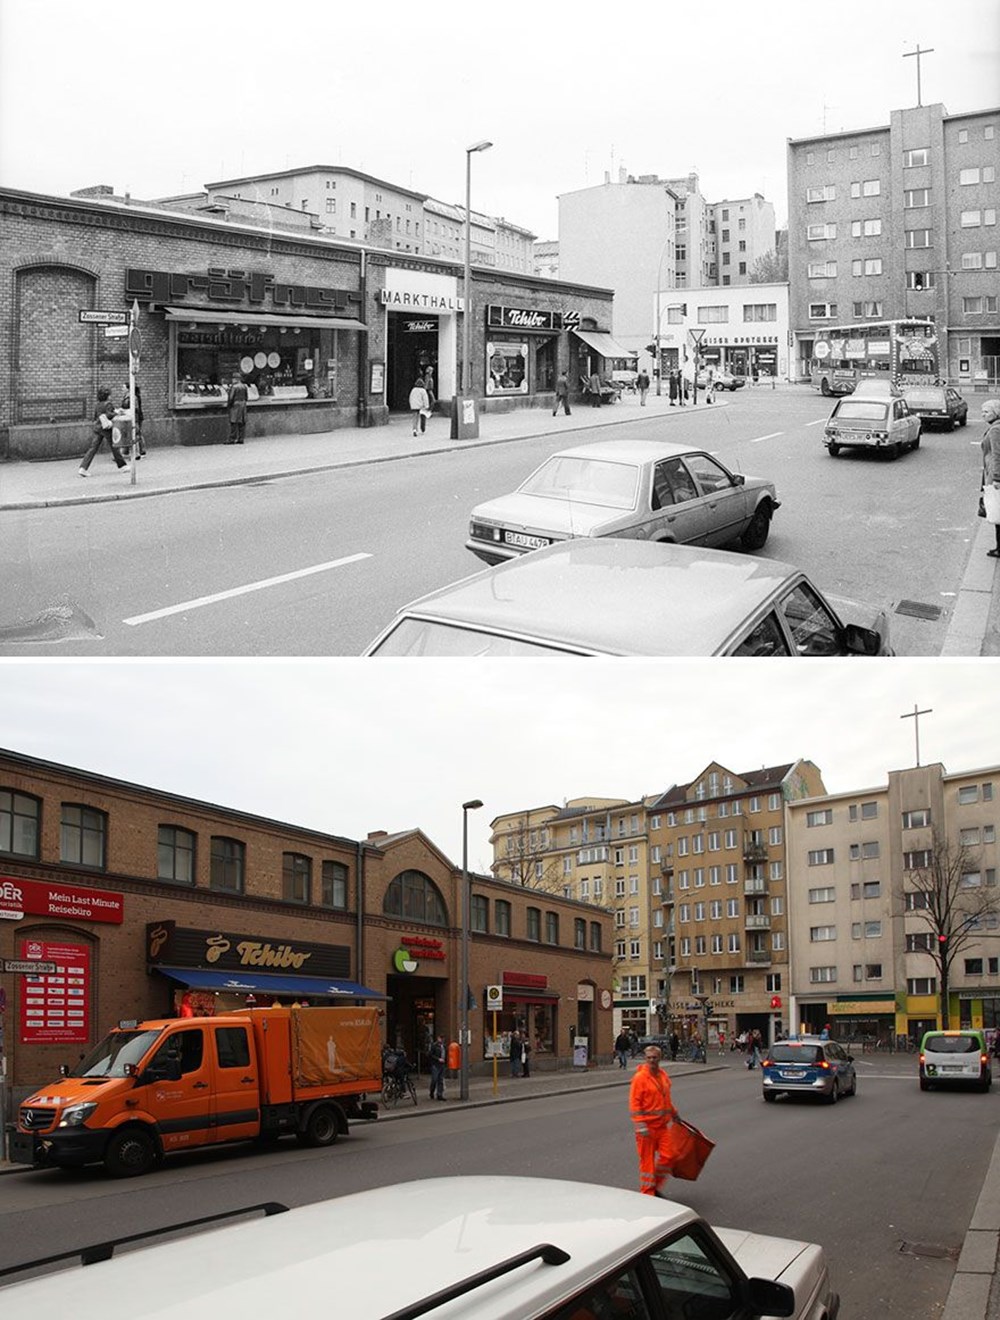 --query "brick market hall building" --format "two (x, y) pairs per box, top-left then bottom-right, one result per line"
(0, 186), (614, 460)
